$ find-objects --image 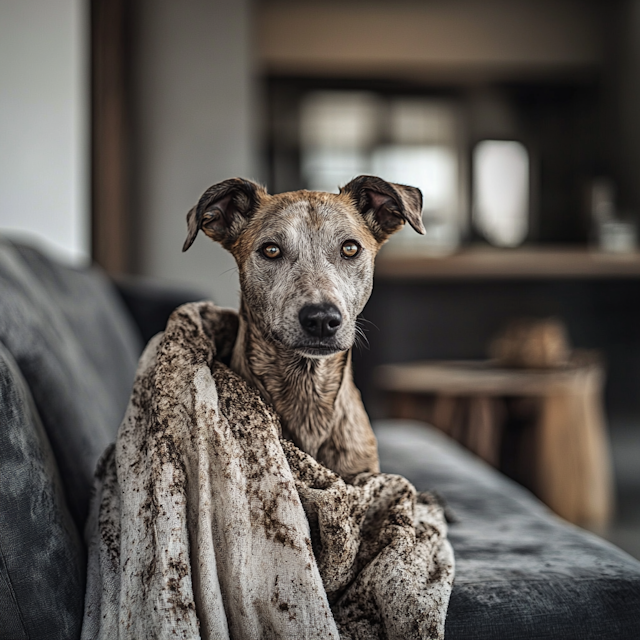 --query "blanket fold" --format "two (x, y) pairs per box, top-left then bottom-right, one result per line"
(82, 302), (454, 640)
